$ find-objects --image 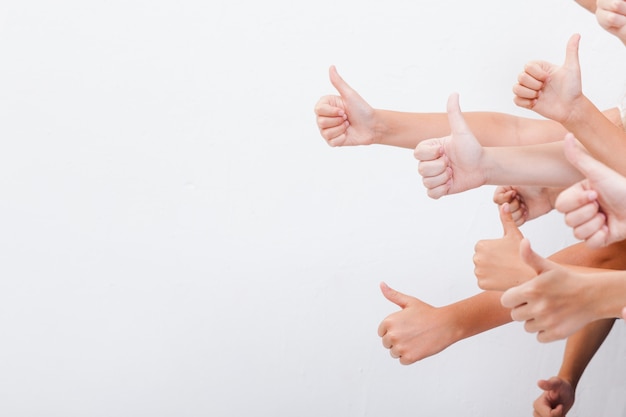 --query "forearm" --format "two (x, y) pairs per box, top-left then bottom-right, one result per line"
(548, 239), (626, 271)
(557, 318), (614, 390)
(563, 98), (626, 175)
(481, 141), (583, 187)
(373, 109), (566, 149)
(442, 291), (511, 342)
